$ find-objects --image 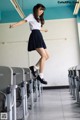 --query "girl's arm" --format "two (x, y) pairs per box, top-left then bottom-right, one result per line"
(9, 20), (27, 28)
